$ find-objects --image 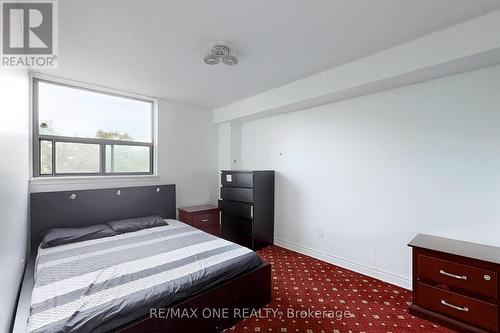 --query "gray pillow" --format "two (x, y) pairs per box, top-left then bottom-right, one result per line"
(106, 215), (168, 233)
(40, 224), (116, 248)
